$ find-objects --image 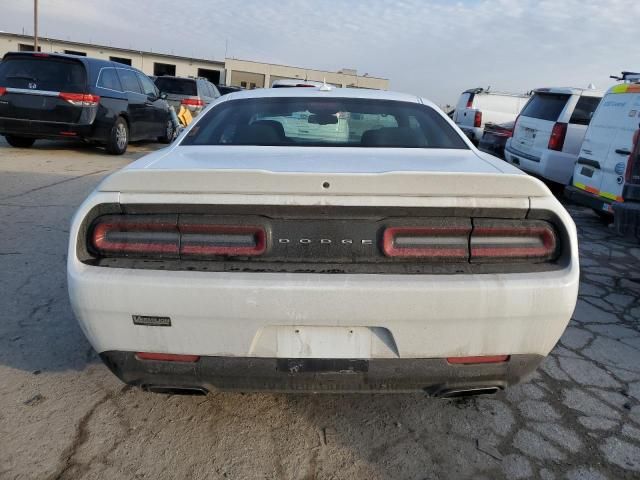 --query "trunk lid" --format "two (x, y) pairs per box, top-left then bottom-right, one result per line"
(98, 146), (549, 198)
(511, 92), (572, 159)
(0, 55), (87, 123)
